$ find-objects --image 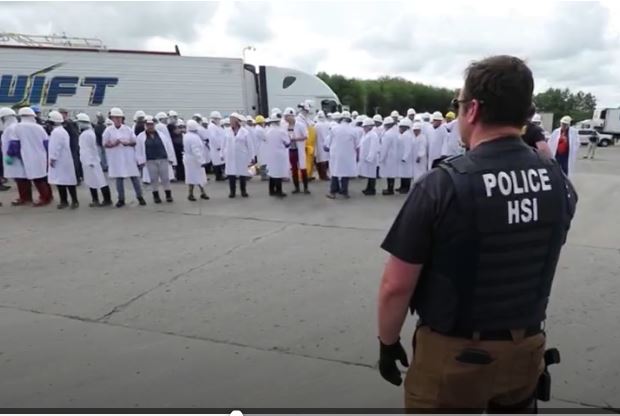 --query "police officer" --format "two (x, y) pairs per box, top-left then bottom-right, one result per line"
(376, 55), (577, 411)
